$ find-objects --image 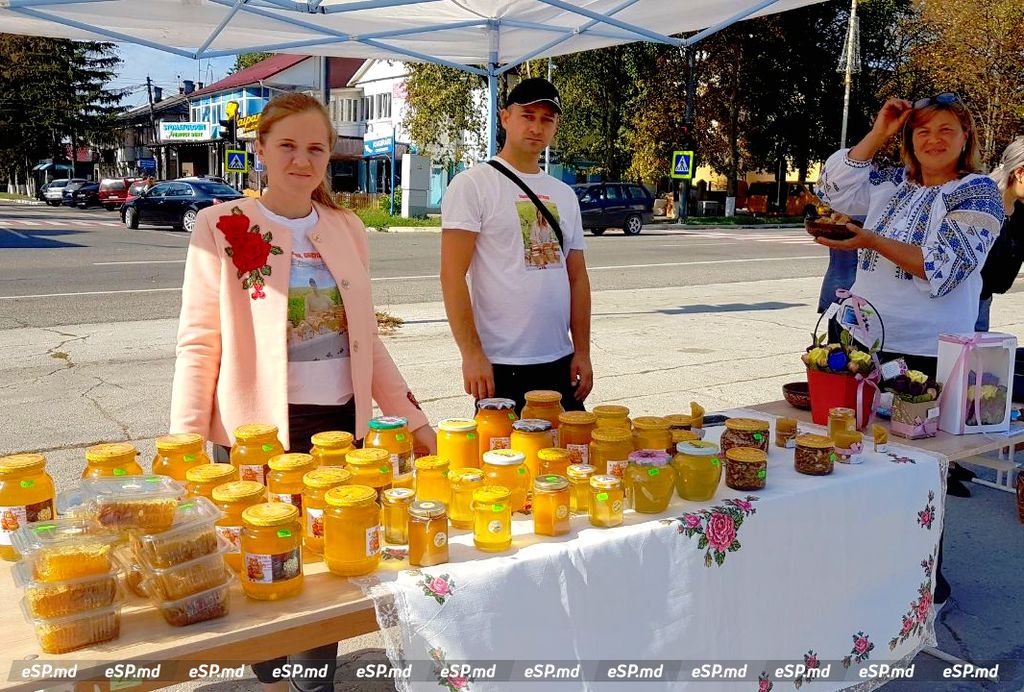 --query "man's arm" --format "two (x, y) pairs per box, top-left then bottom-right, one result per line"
(566, 249), (593, 401)
(440, 229), (494, 400)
